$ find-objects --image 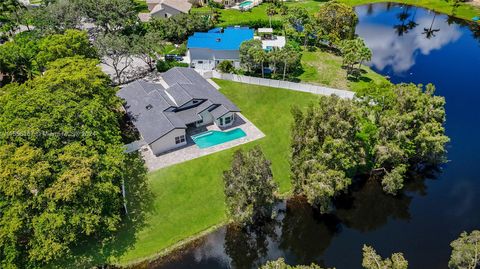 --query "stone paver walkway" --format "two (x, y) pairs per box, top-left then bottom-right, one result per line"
(141, 113), (265, 171)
